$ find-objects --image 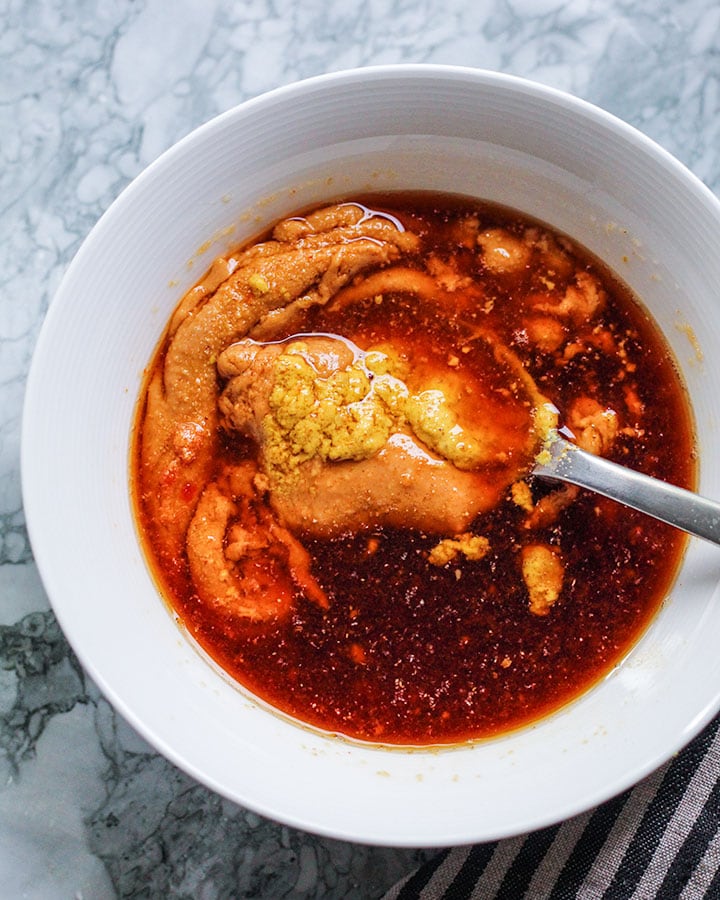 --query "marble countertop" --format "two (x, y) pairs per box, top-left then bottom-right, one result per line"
(3, 1), (720, 897)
